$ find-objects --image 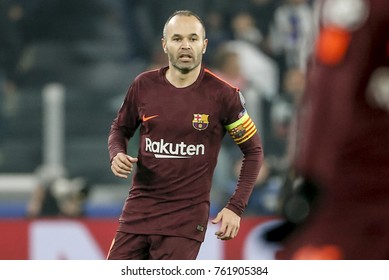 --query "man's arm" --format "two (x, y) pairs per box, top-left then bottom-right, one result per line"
(108, 118), (129, 162)
(212, 133), (263, 240)
(225, 133), (263, 215)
